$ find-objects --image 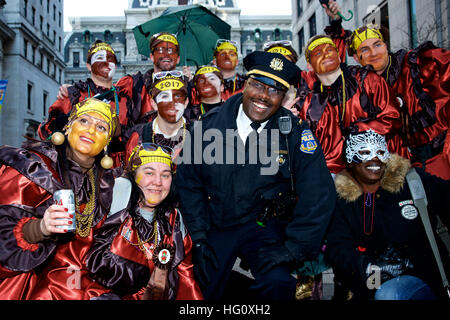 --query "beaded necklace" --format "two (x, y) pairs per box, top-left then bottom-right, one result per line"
(74, 167), (97, 237)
